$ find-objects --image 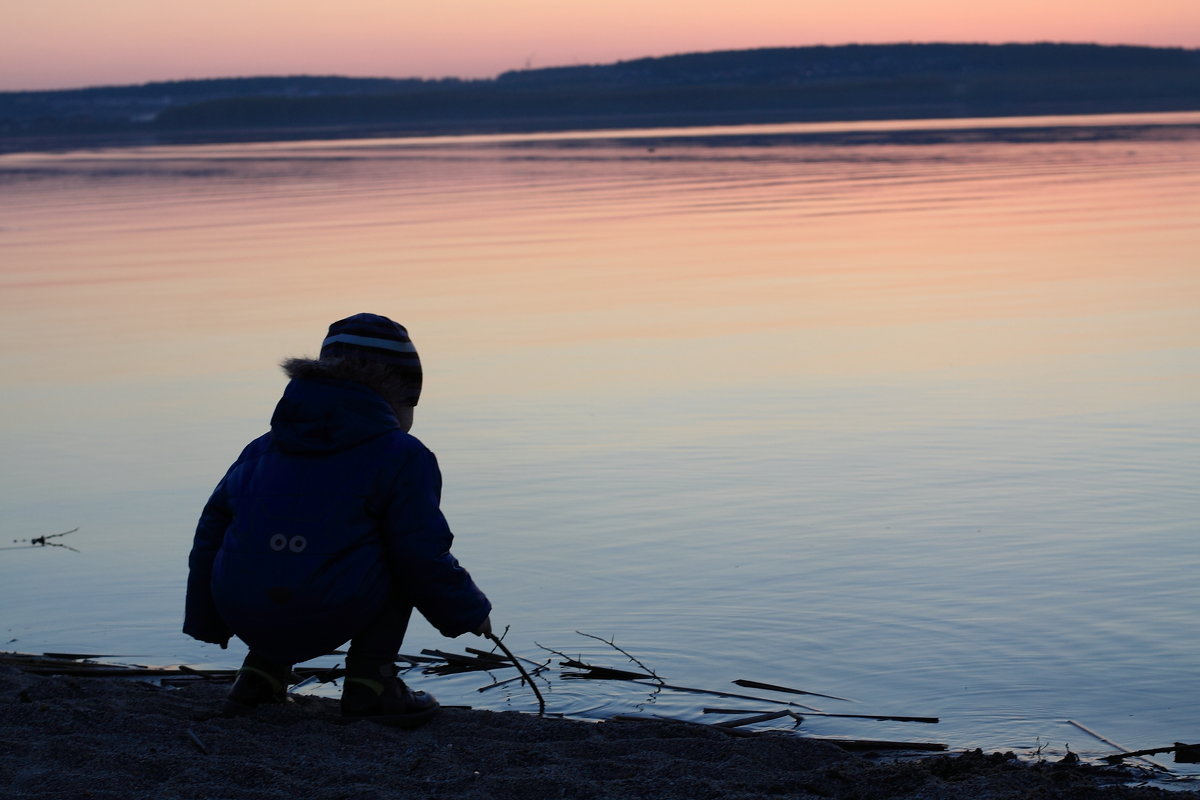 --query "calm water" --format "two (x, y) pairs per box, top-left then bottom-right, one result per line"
(1, 113), (1197, 775)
